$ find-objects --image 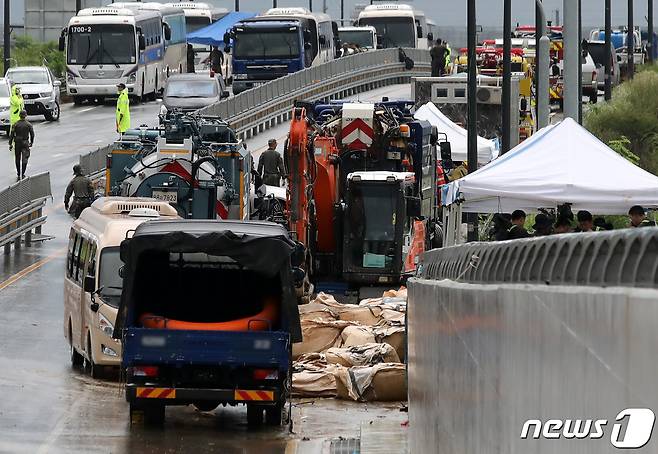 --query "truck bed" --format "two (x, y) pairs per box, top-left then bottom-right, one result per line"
(123, 328), (290, 368)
